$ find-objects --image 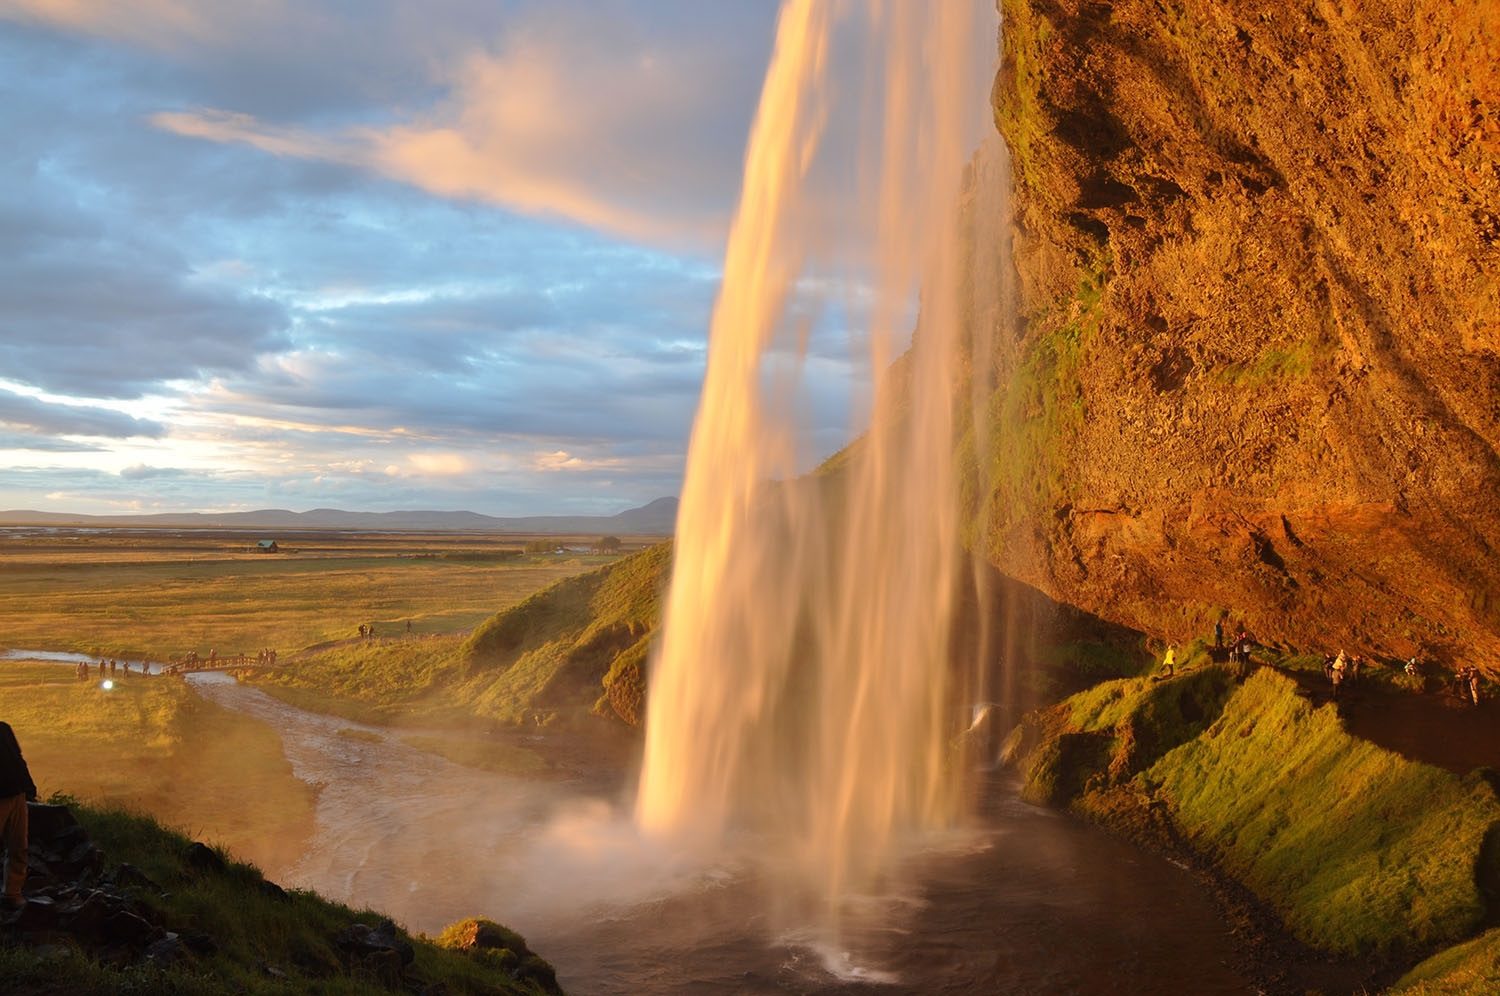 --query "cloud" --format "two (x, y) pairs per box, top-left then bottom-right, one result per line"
(139, 3), (774, 248)
(118, 463), (186, 479)
(407, 452), (472, 476)
(0, 387), (164, 438)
